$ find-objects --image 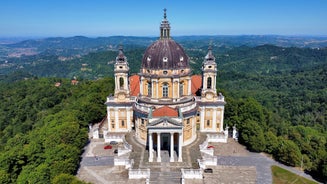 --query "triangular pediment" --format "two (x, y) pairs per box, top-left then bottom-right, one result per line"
(147, 117), (183, 129)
